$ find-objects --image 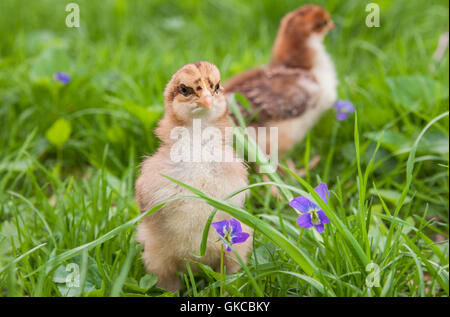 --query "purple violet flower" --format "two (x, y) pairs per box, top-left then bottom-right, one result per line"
(289, 183), (331, 234)
(54, 72), (71, 84)
(334, 100), (355, 121)
(211, 218), (250, 252)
